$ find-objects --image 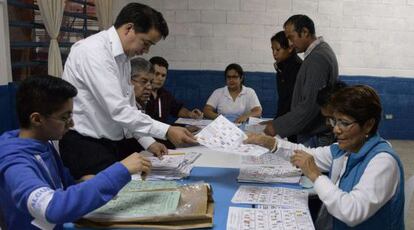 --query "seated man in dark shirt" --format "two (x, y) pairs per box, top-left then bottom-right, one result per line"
(147, 56), (203, 123)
